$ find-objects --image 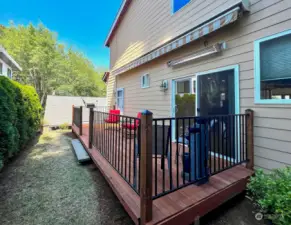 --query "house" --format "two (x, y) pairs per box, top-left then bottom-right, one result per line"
(105, 0), (291, 172)
(44, 95), (107, 127)
(0, 45), (22, 78)
(102, 71), (115, 107)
